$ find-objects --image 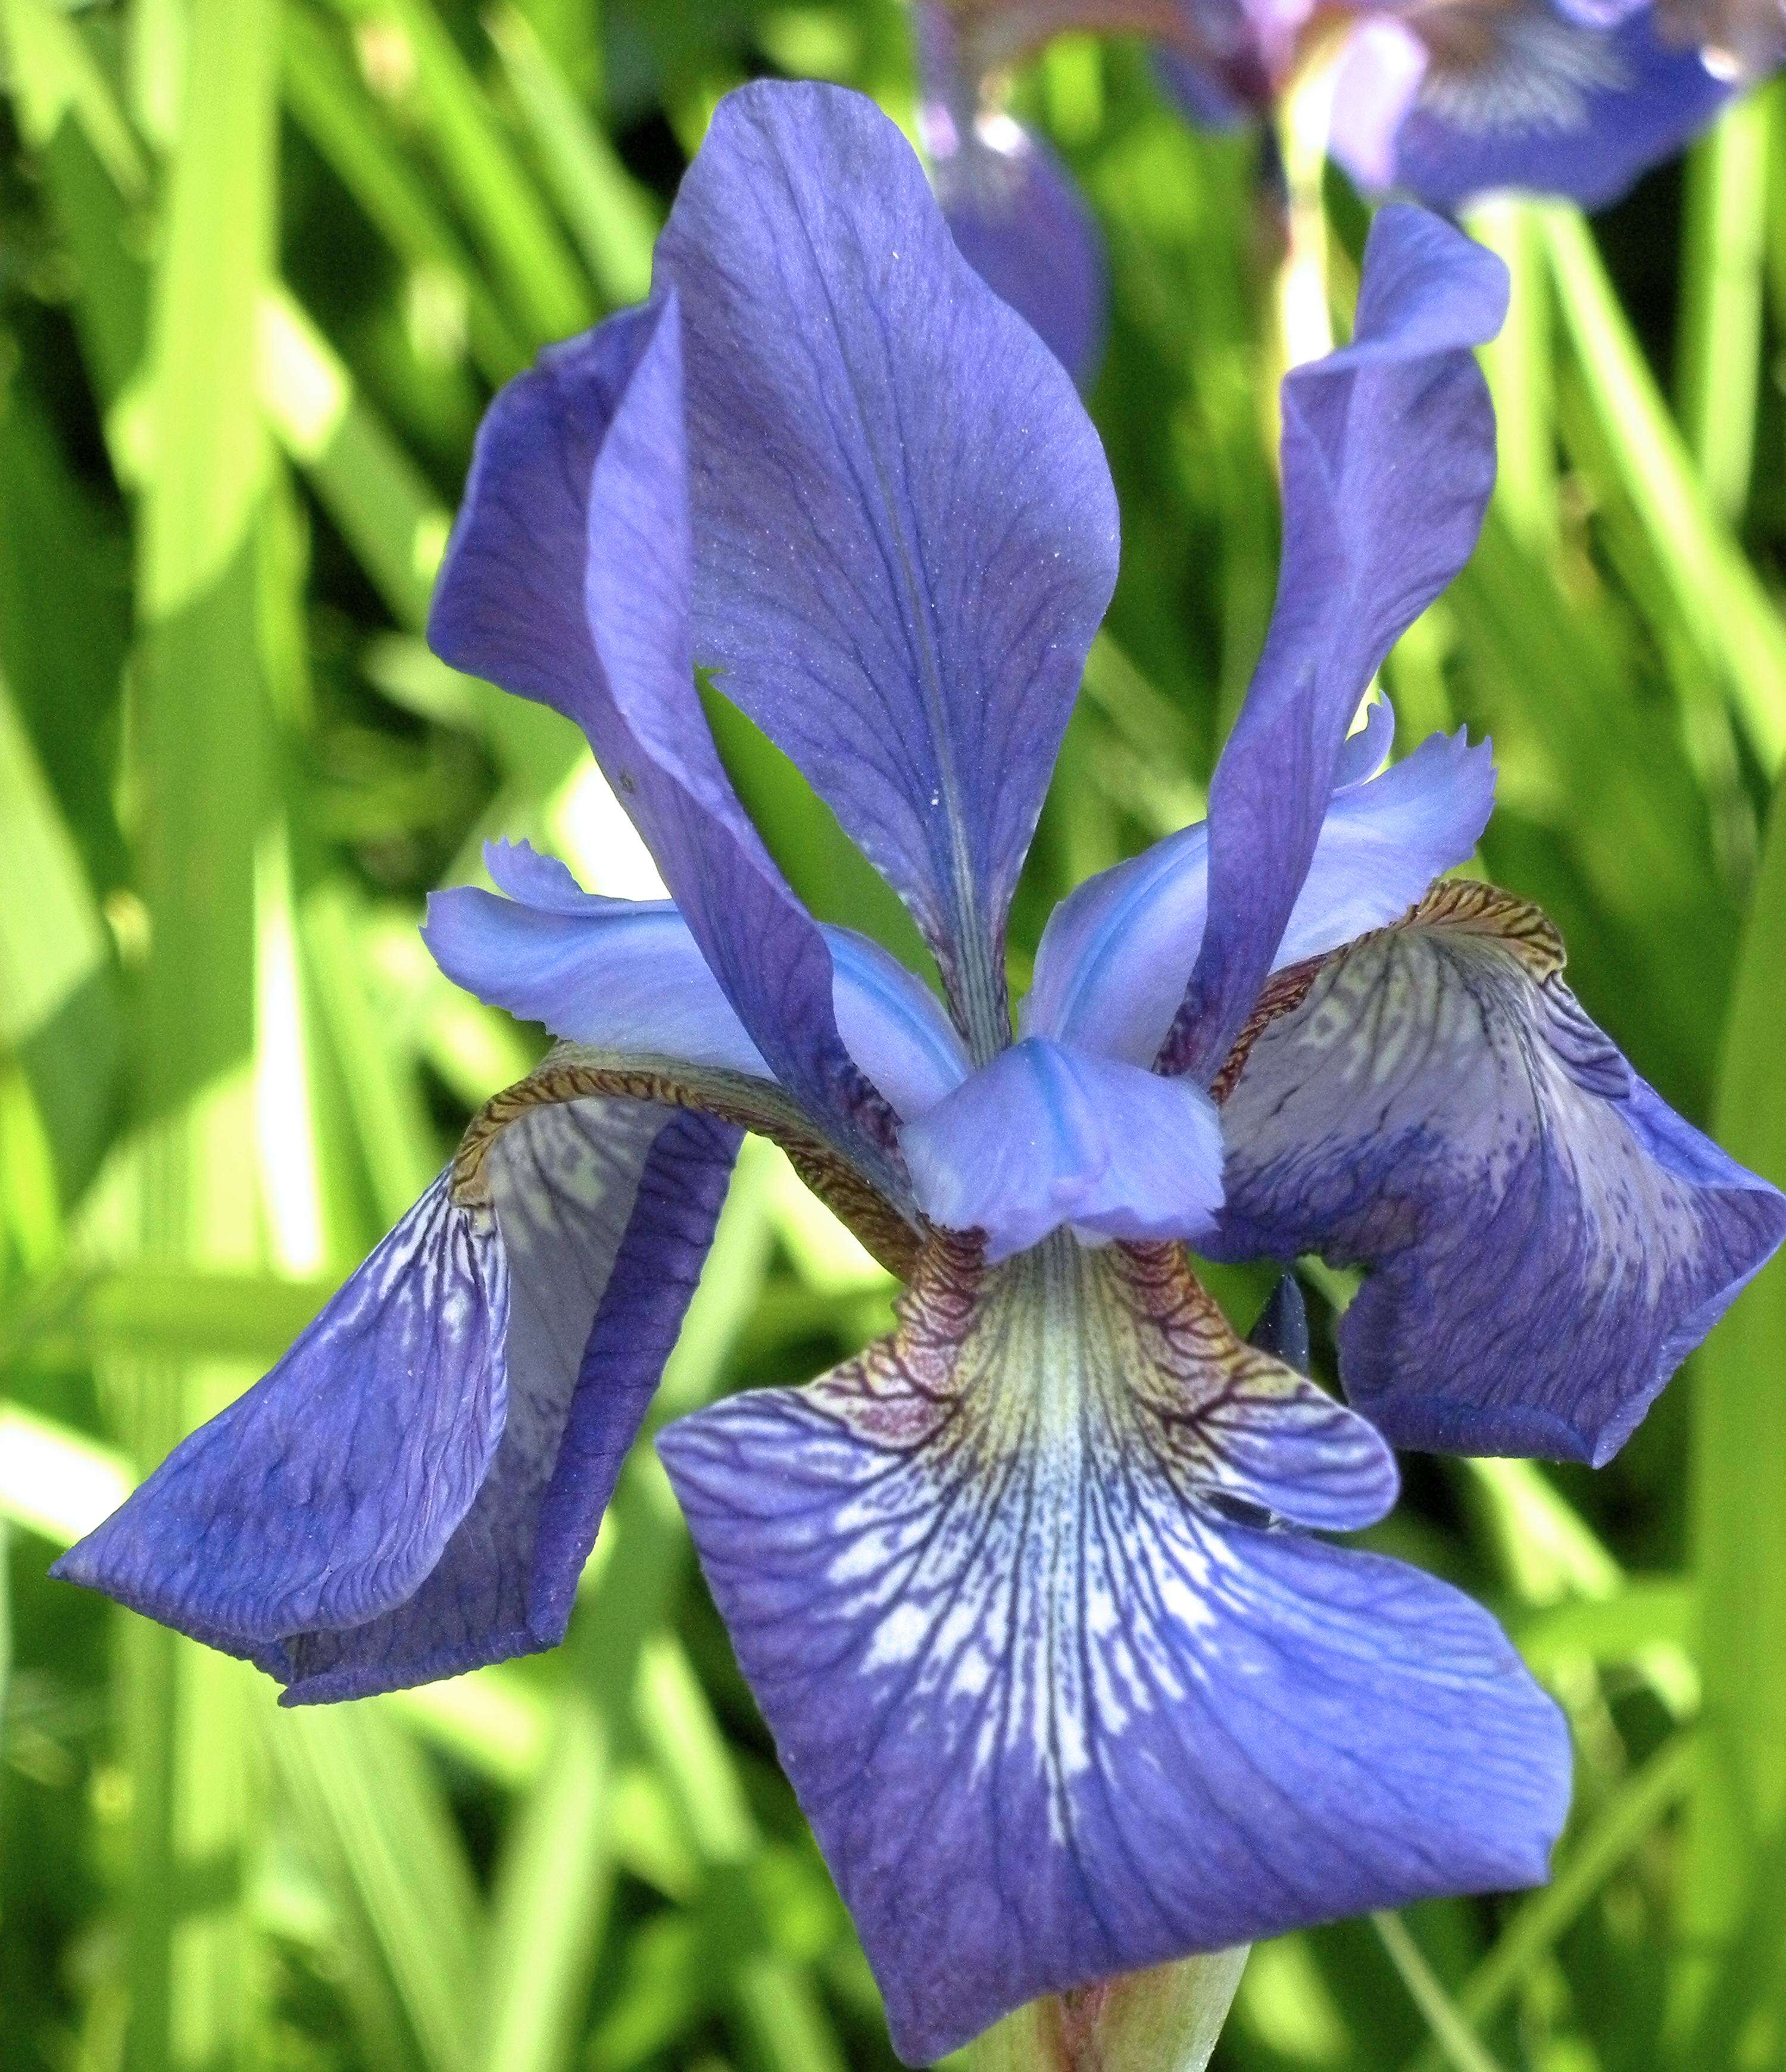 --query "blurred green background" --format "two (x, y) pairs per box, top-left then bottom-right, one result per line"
(2, 2), (1785, 2068)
